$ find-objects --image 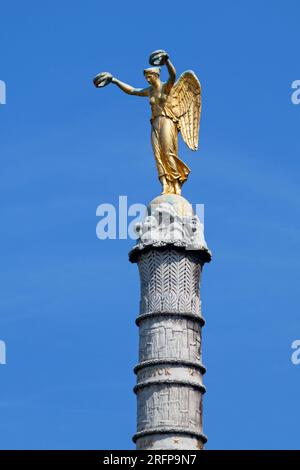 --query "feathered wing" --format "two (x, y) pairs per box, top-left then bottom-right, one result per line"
(169, 71), (201, 151)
